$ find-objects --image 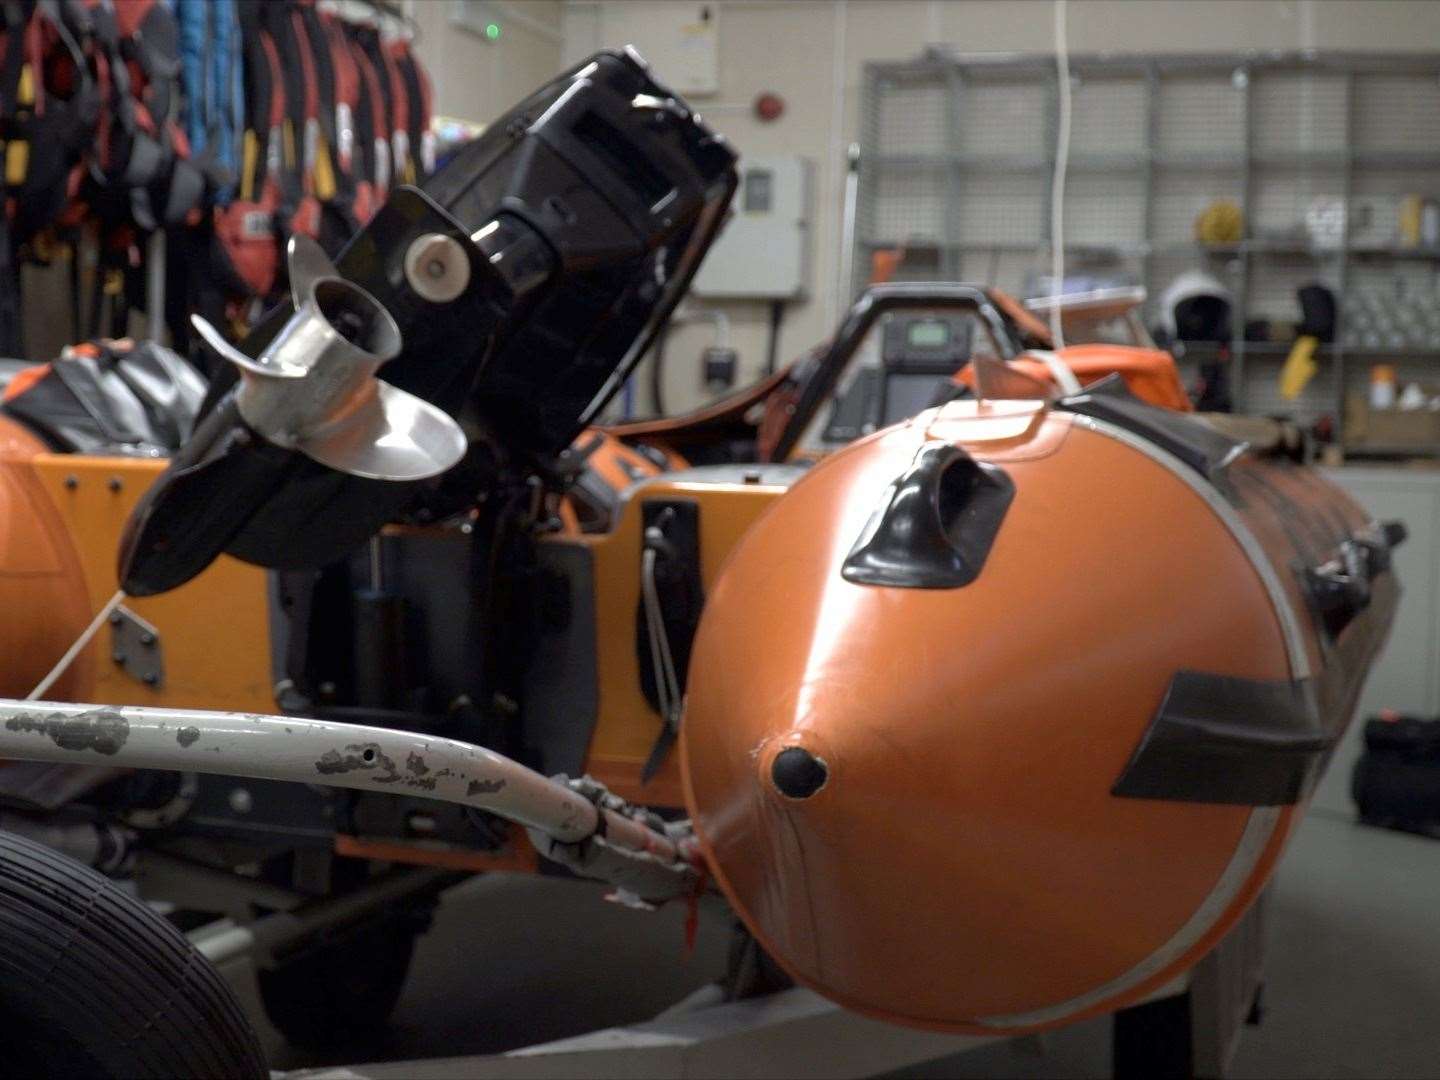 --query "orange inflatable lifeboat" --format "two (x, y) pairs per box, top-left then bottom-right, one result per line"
(681, 380), (1399, 1034)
